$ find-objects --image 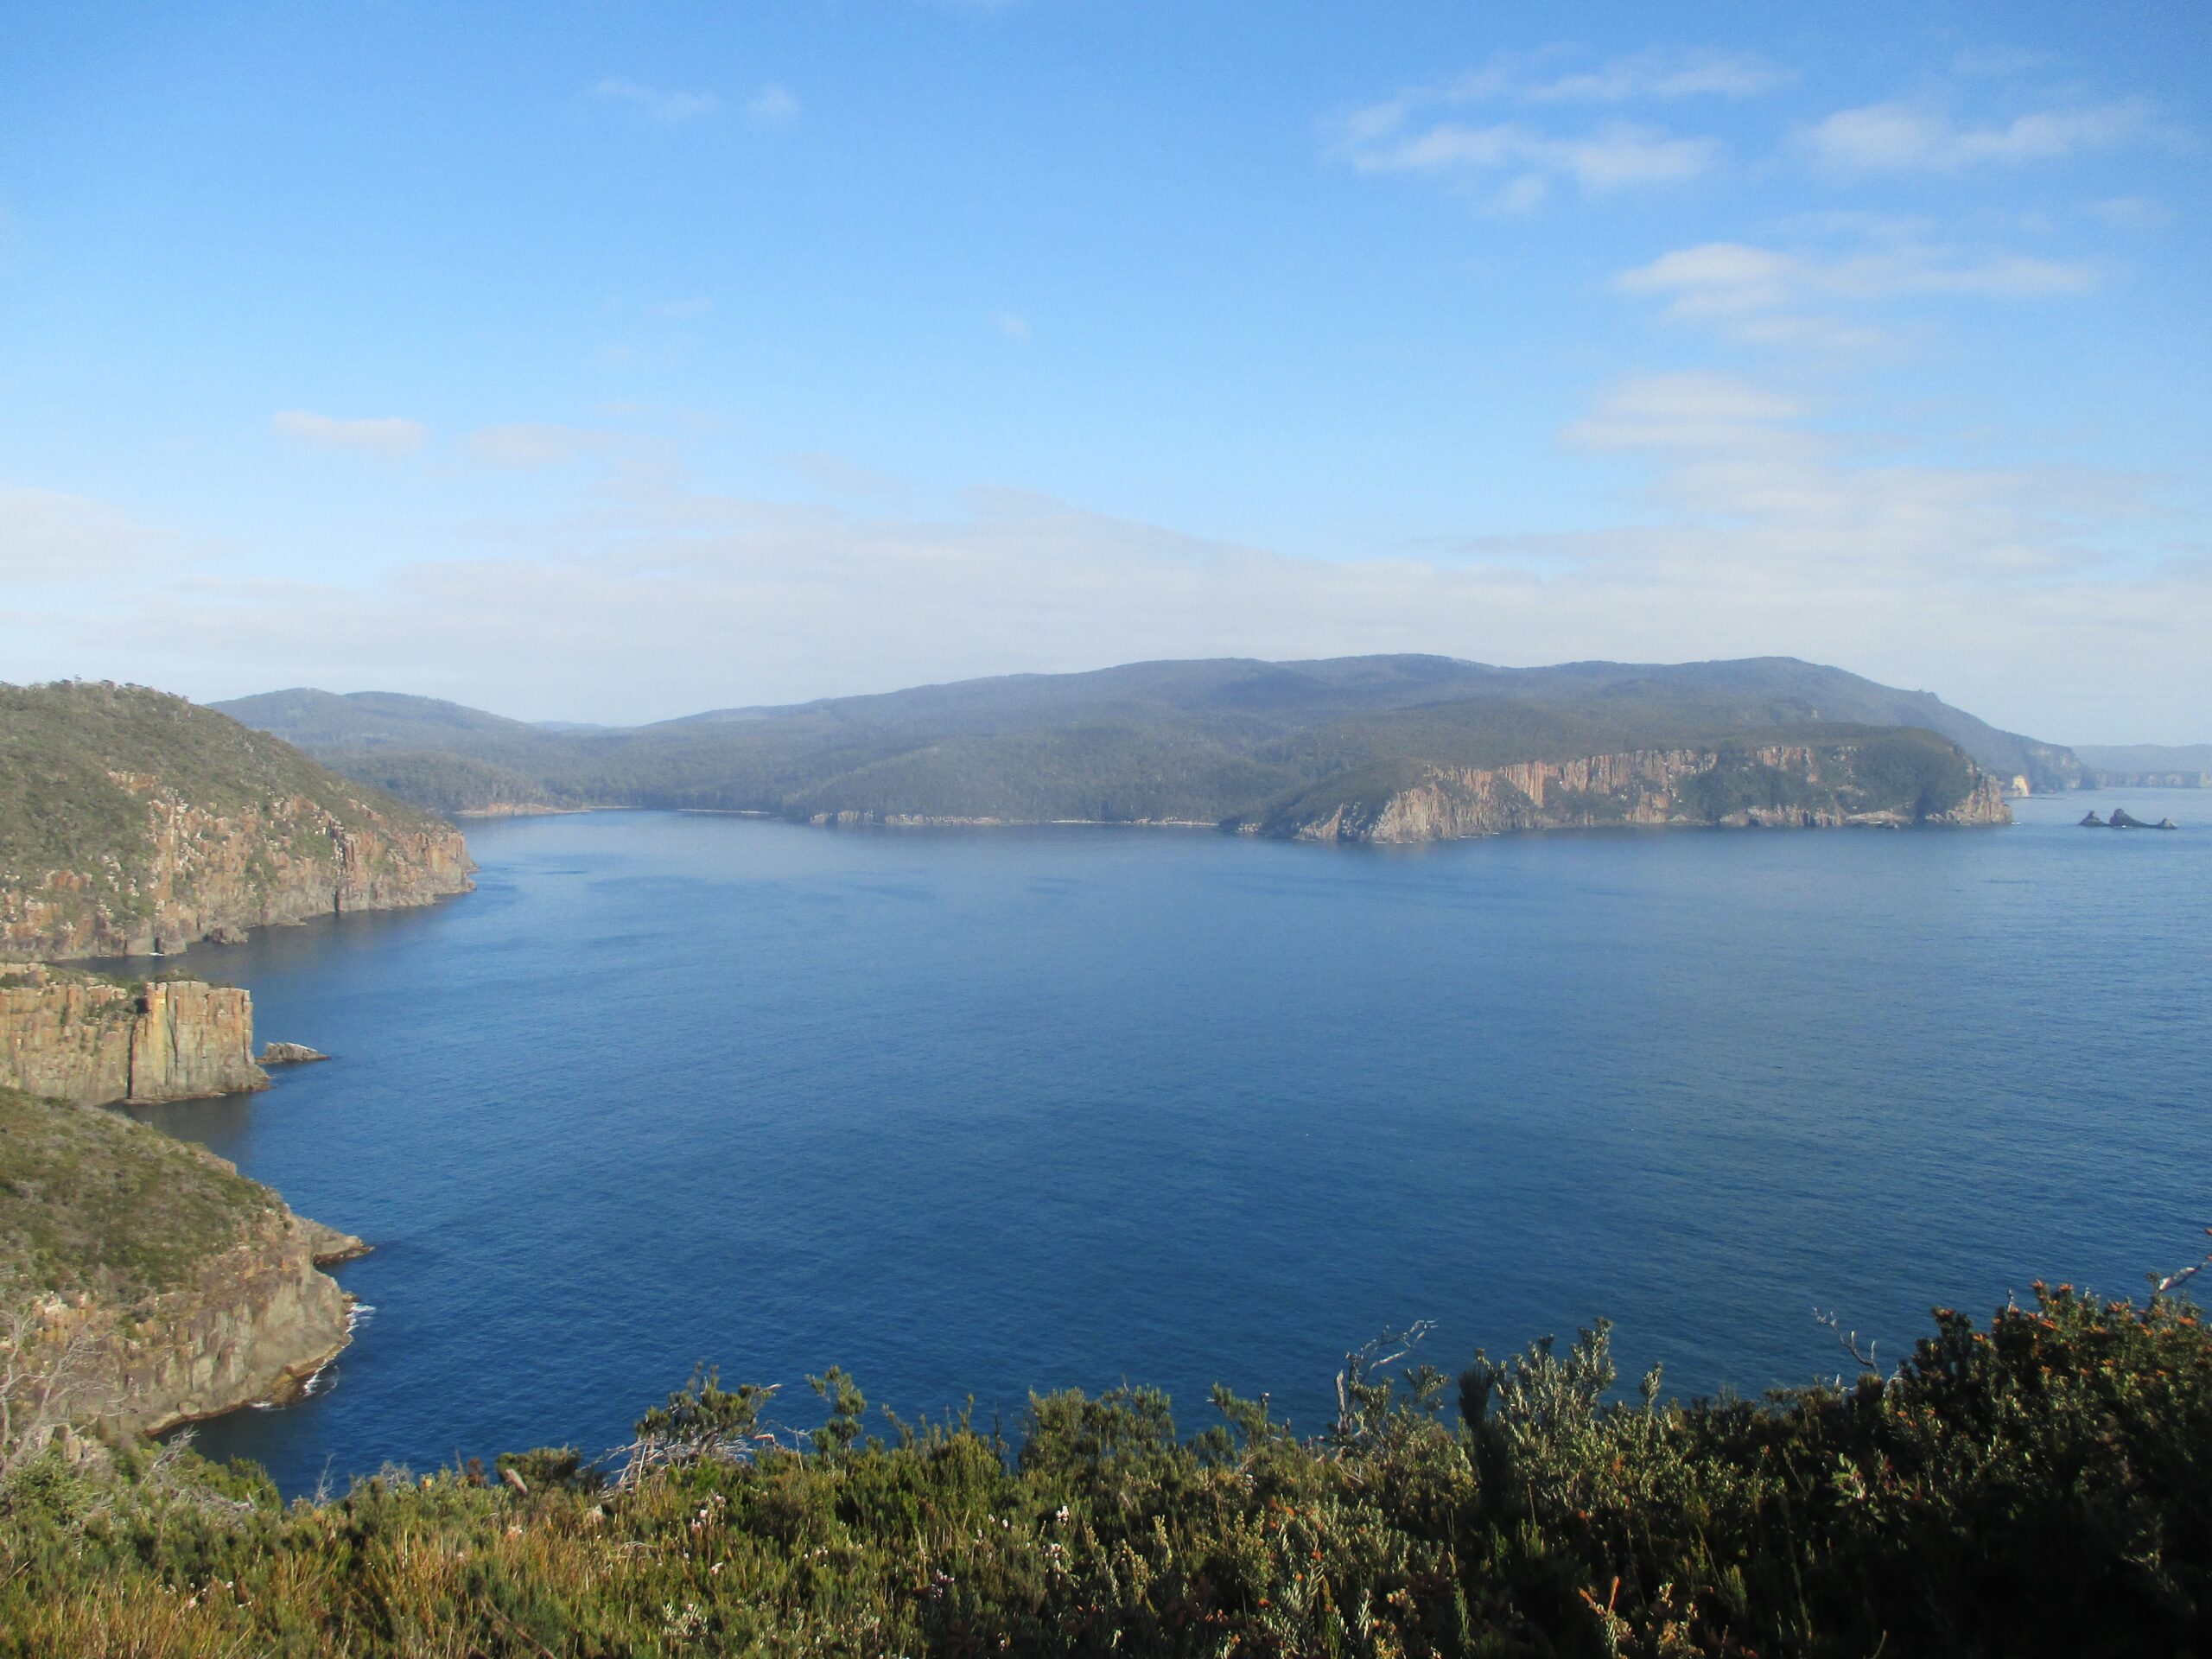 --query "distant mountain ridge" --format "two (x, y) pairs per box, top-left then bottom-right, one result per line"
(2071, 743), (2212, 788)
(213, 656), (2068, 841)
